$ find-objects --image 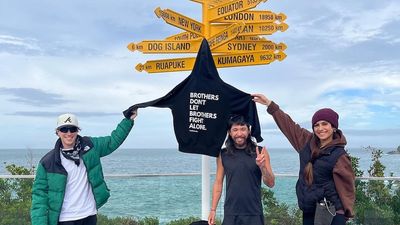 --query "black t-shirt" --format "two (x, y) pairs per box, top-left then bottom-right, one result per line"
(221, 147), (263, 215)
(124, 39), (263, 157)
